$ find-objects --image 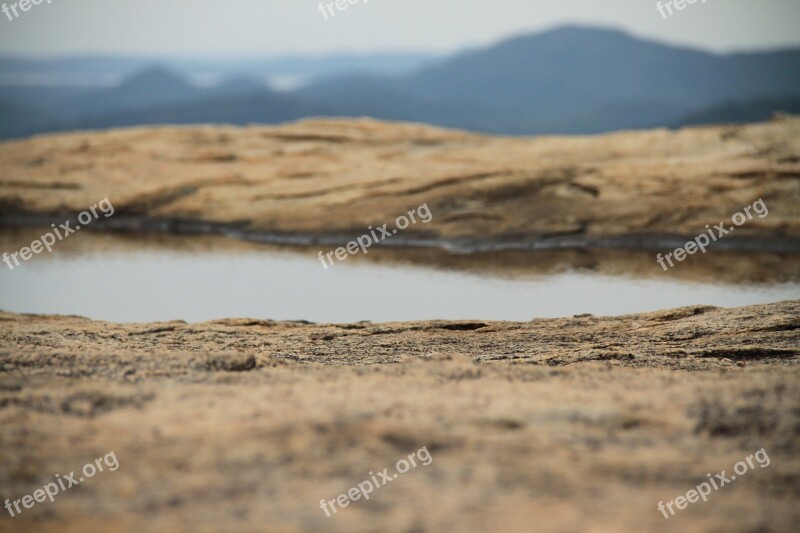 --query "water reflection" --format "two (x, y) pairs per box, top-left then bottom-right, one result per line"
(1, 229), (797, 323)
